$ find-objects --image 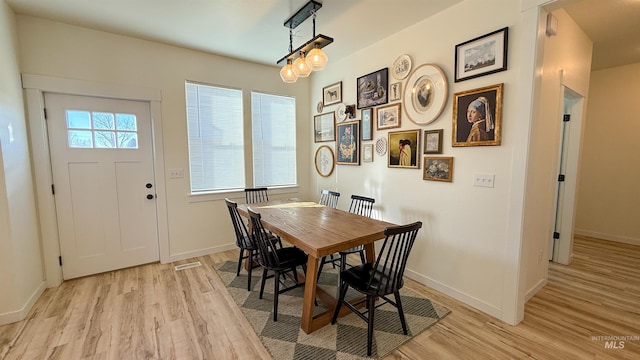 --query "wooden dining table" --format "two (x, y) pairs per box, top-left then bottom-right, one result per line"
(236, 199), (395, 334)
